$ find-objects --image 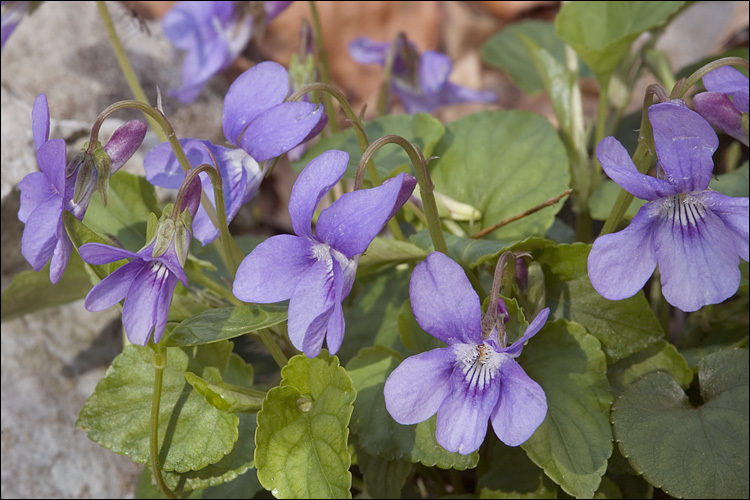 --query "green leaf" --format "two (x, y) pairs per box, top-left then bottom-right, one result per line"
(521, 320), (613, 498)
(291, 113), (445, 179)
(710, 162), (749, 198)
(608, 340), (693, 397)
(0, 251), (91, 322)
(430, 110), (570, 241)
(165, 305), (288, 347)
(77, 342), (239, 473)
(163, 413), (259, 492)
(477, 444), (559, 499)
(535, 243), (665, 361)
(589, 180), (646, 221)
(355, 440), (413, 499)
(481, 20), (591, 95)
(83, 170), (161, 252)
(339, 268), (411, 364)
(555, 1), (687, 80)
(255, 351), (356, 499)
(185, 372), (264, 413)
(612, 348), (749, 498)
(409, 230), (511, 268)
(357, 237), (428, 277)
(345, 346), (479, 470)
